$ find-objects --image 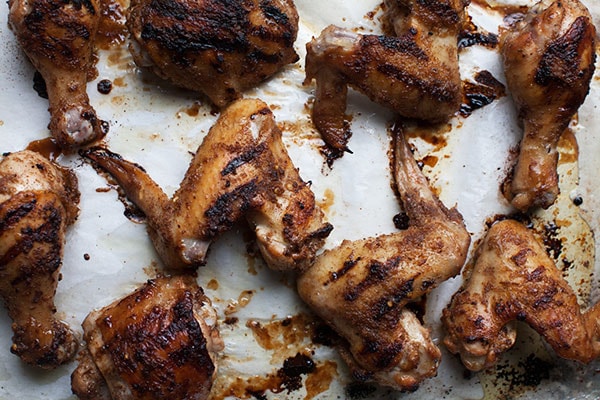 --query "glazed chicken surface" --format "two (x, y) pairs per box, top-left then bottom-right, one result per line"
(83, 98), (332, 272)
(443, 219), (600, 372)
(501, 0), (596, 211)
(71, 275), (223, 400)
(297, 126), (471, 391)
(127, 0), (300, 108)
(303, 0), (468, 154)
(0, 150), (80, 368)
(8, 0), (107, 149)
